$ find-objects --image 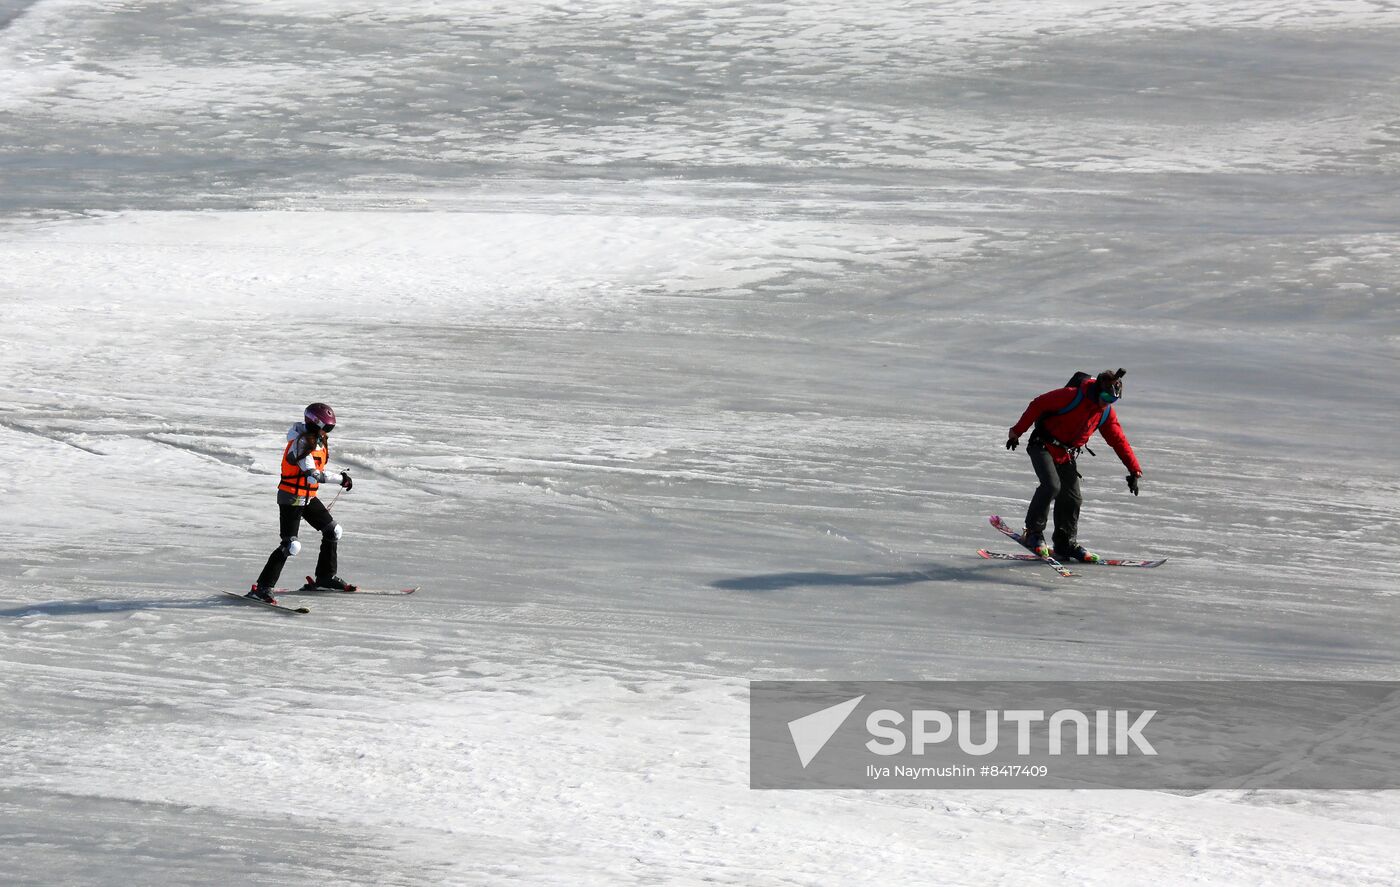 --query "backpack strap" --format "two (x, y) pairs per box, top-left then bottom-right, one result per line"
(1033, 385), (1084, 449)
(1054, 384), (1113, 425)
(1032, 387), (1109, 457)
(1053, 386), (1086, 416)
